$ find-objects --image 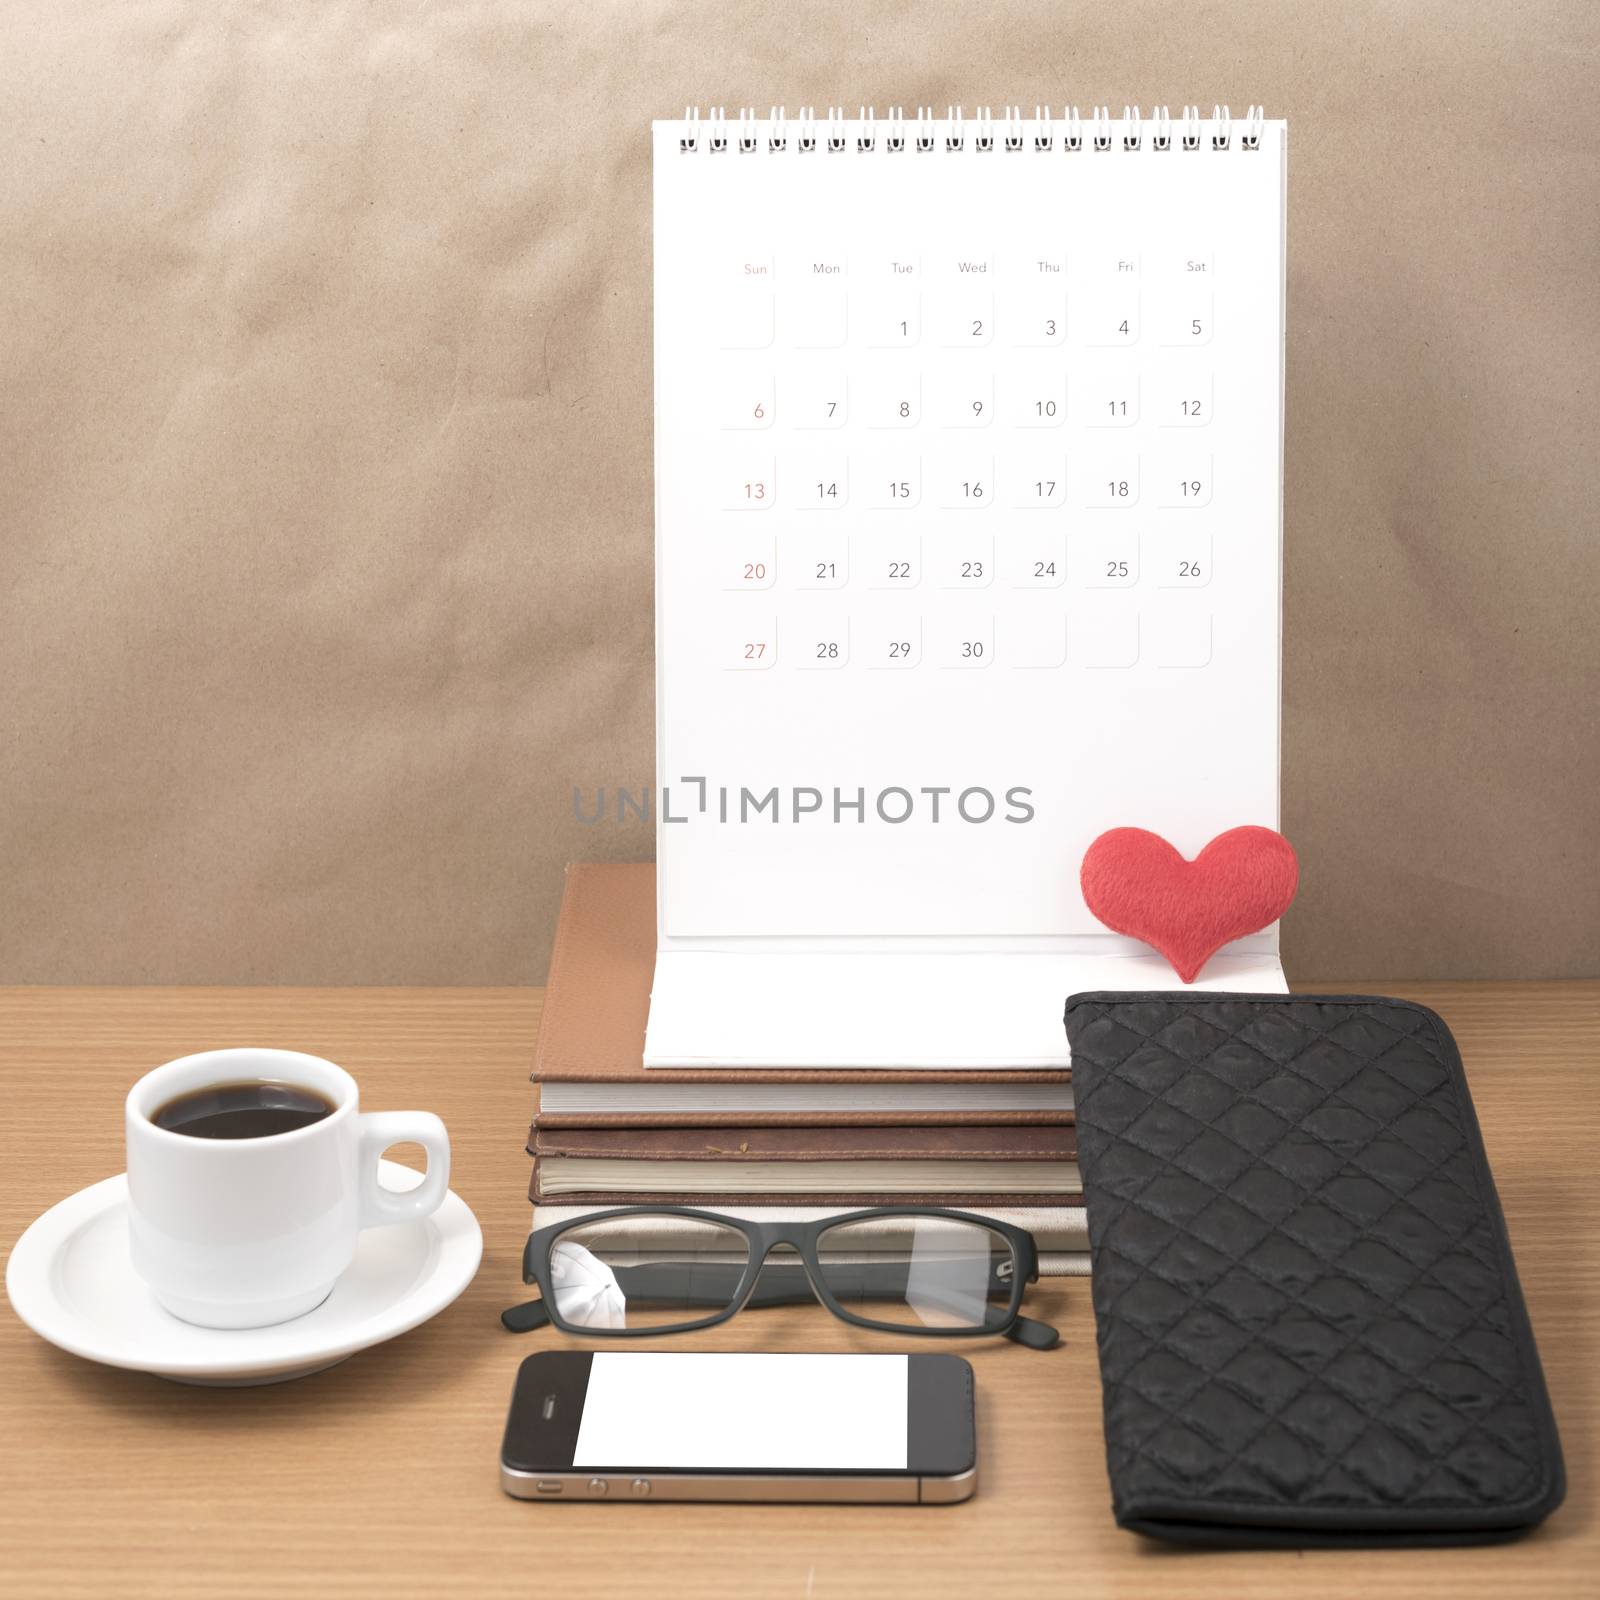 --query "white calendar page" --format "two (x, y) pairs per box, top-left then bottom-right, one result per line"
(648, 111), (1287, 1067)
